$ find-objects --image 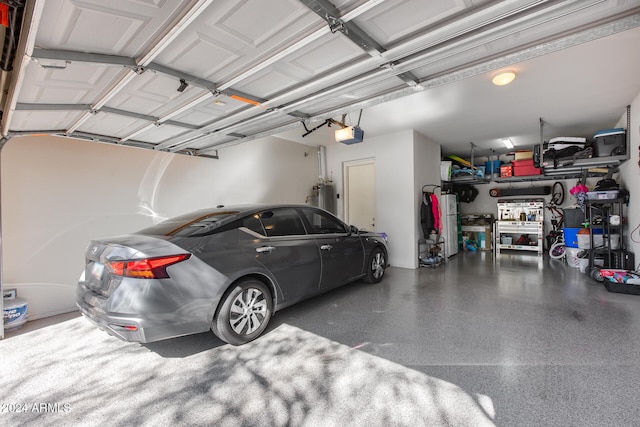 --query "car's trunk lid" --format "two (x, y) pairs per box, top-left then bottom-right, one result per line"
(81, 234), (182, 296)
